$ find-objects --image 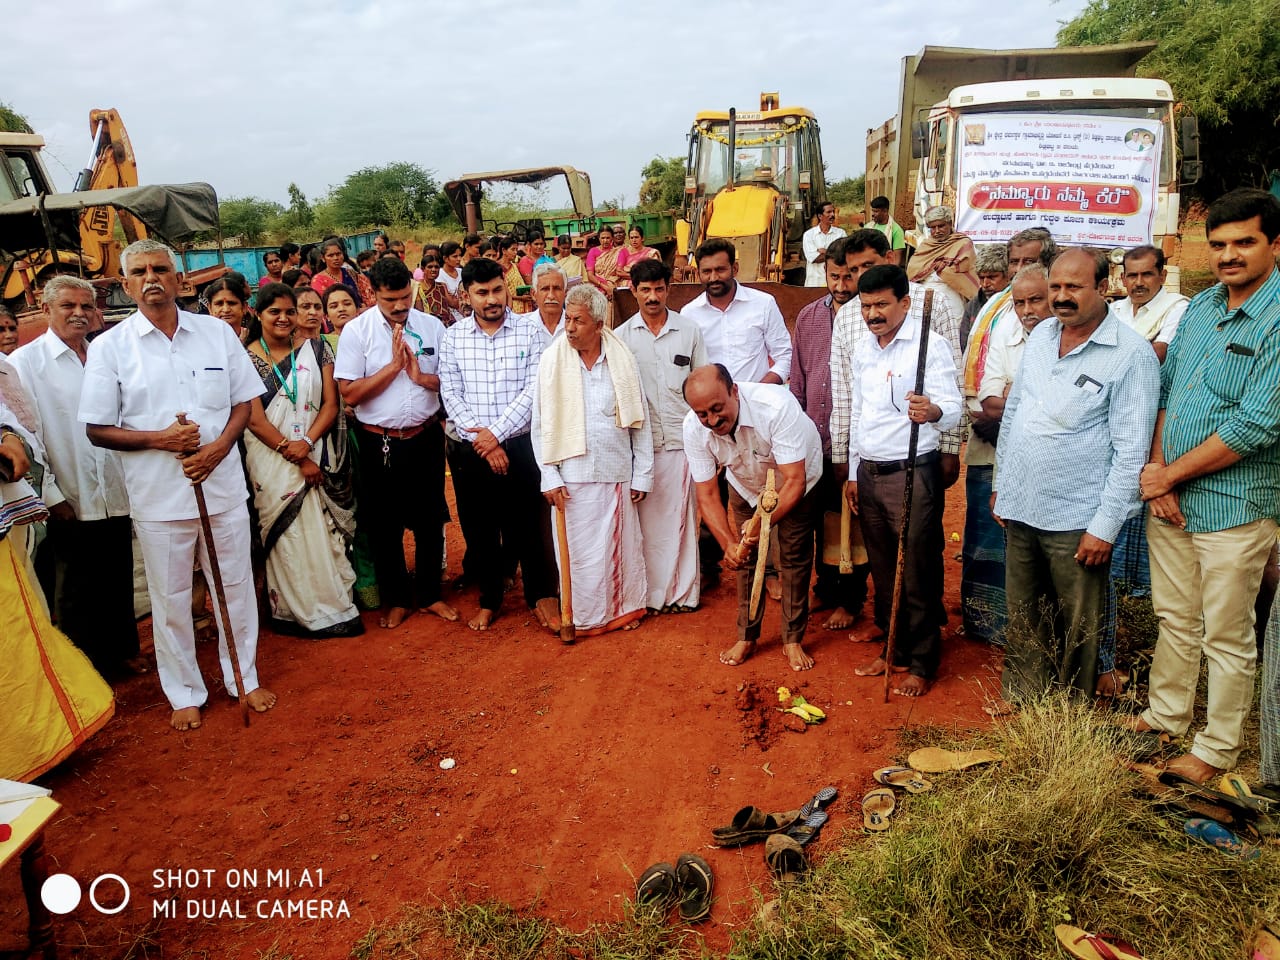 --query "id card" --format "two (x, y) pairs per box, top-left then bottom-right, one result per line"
(289, 422), (305, 441)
